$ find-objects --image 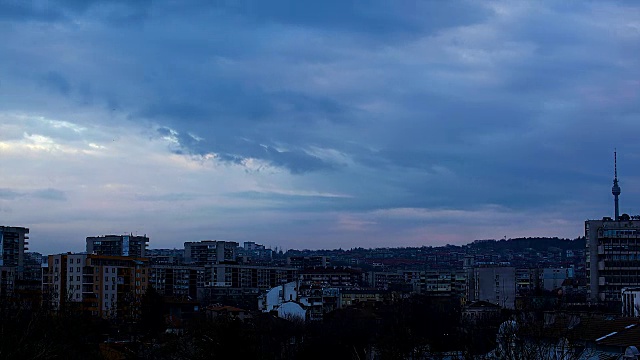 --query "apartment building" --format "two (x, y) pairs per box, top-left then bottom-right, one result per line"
(86, 234), (149, 258)
(207, 263), (297, 289)
(184, 240), (239, 266)
(43, 254), (149, 319)
(0, 226), (29, 296)
(149, 264), (204, 299)
(473, 266), (516, 309)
